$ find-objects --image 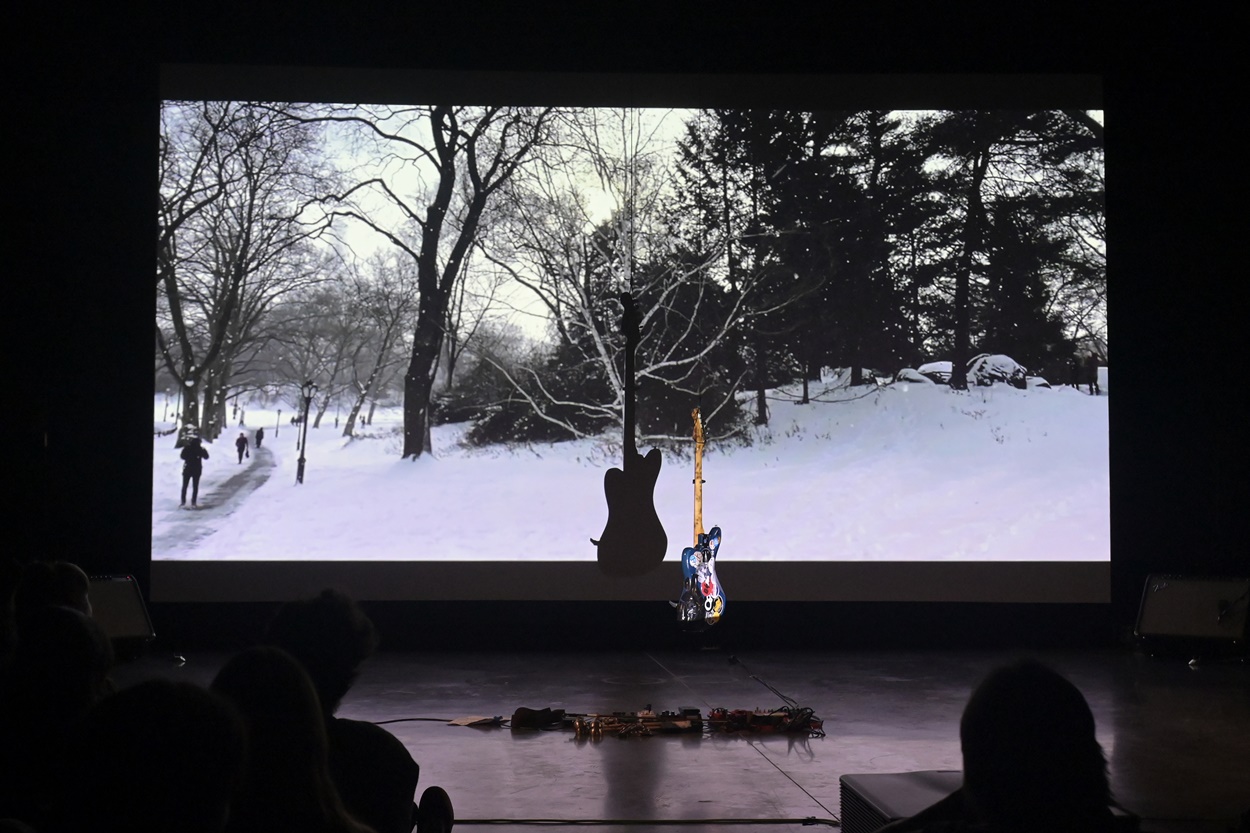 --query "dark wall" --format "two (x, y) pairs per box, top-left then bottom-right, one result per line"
(11, 5), (1243, 650)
